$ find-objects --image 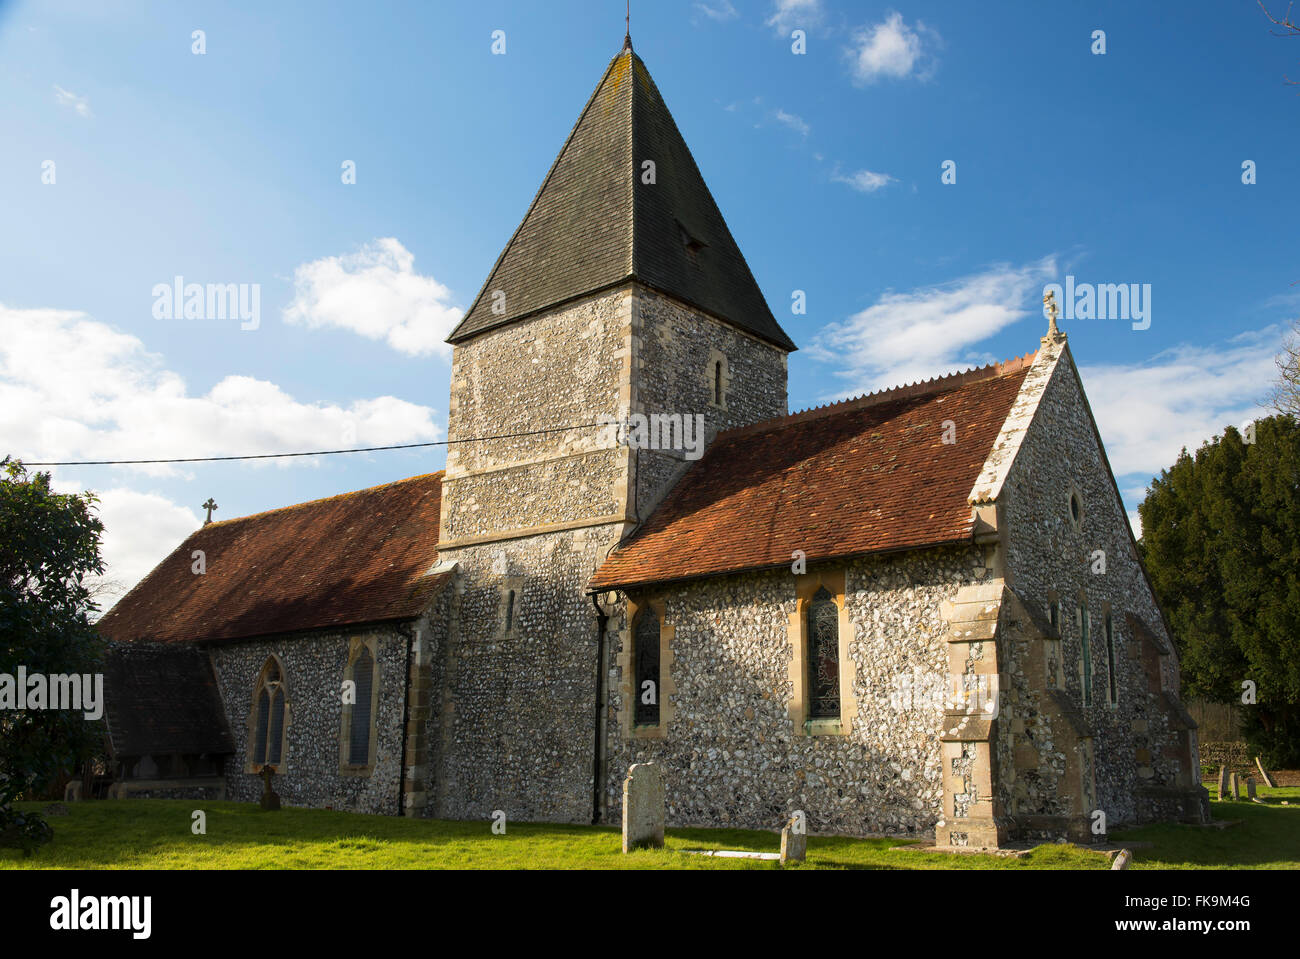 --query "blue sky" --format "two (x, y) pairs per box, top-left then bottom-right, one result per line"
(1, 0), (1296, 604)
